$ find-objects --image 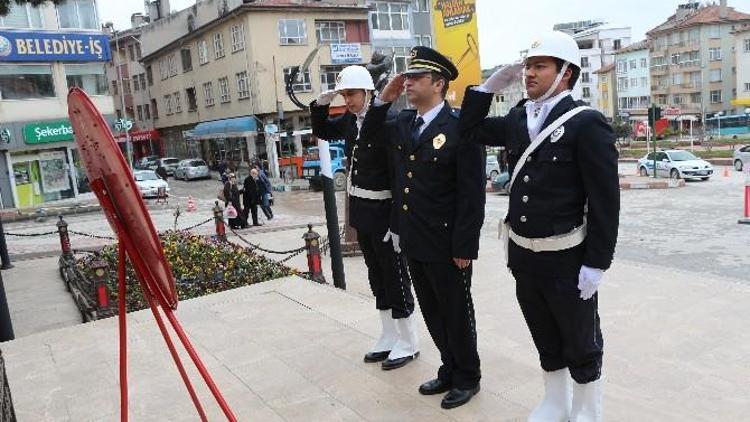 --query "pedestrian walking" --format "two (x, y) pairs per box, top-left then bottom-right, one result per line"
(223, 173), (247, 229)
(243, 169), (263, 227)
